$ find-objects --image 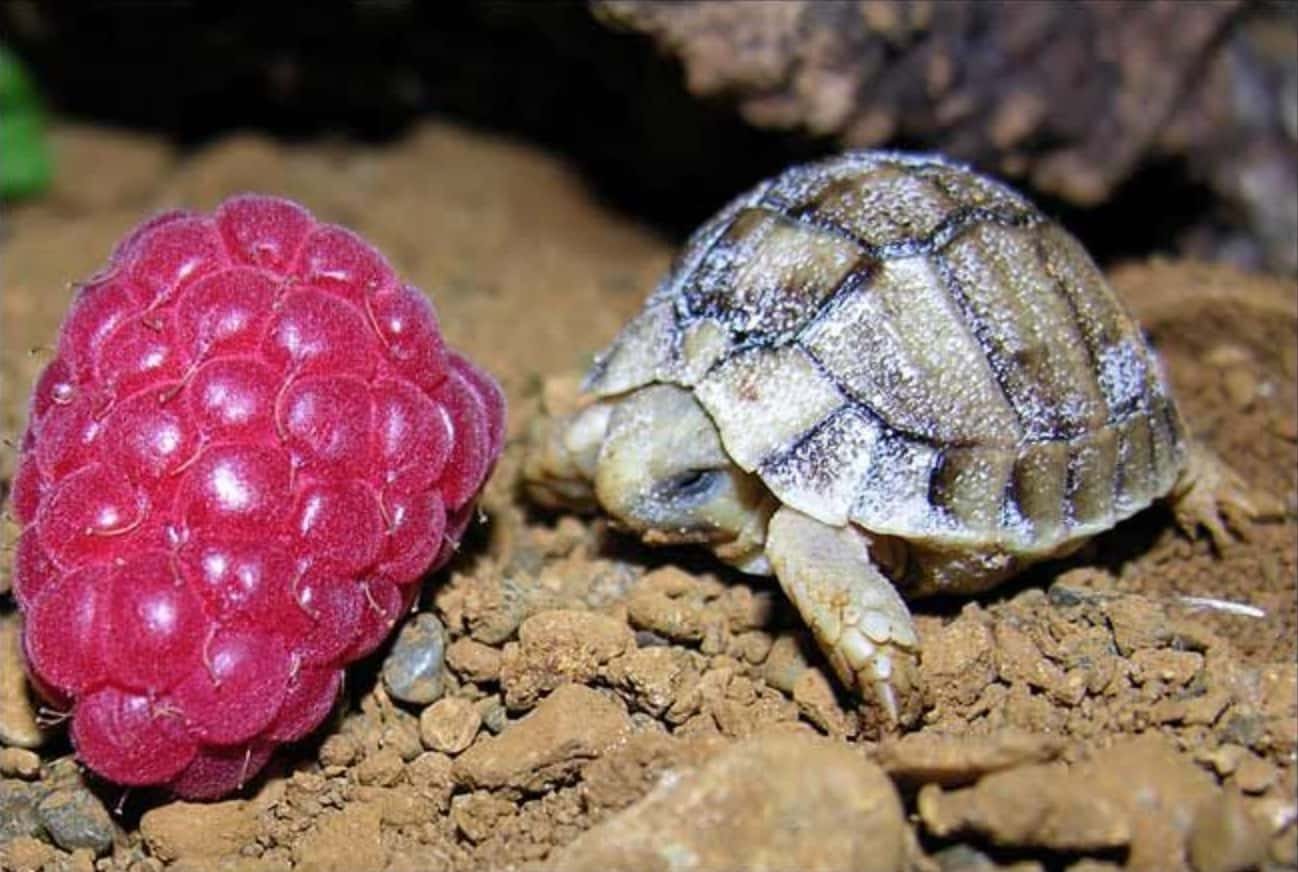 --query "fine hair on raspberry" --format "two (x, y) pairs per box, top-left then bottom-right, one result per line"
(12, 194), (506, 800)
